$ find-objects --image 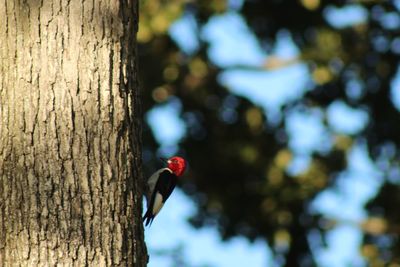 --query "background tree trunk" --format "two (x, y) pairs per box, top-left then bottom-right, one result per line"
(0, 0), (147, 265)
